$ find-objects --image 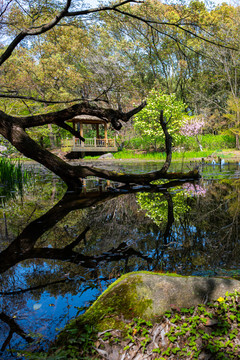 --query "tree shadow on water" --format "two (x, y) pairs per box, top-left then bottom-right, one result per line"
(0, 179), (195, 355)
